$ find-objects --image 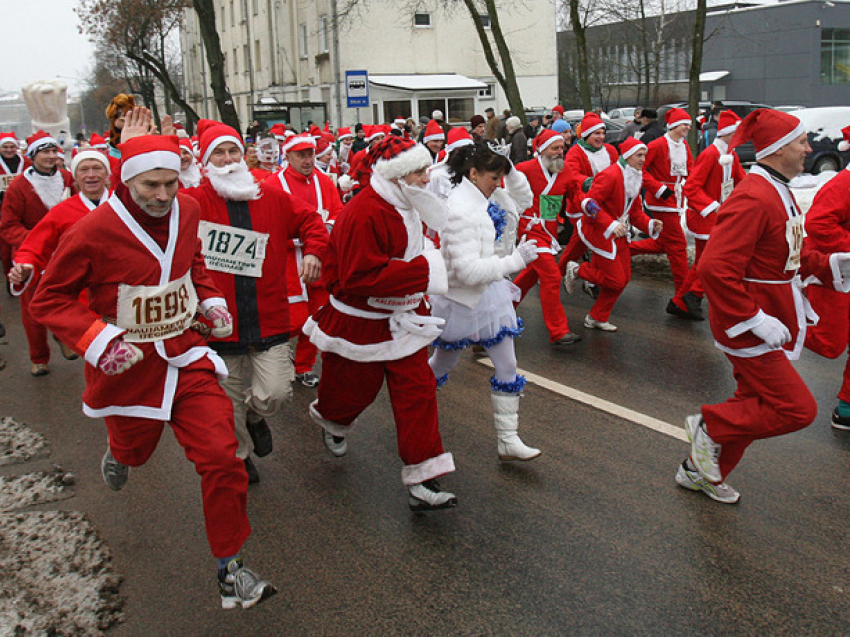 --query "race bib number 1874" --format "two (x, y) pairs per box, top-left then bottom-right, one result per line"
(199, 221), (269, 278)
